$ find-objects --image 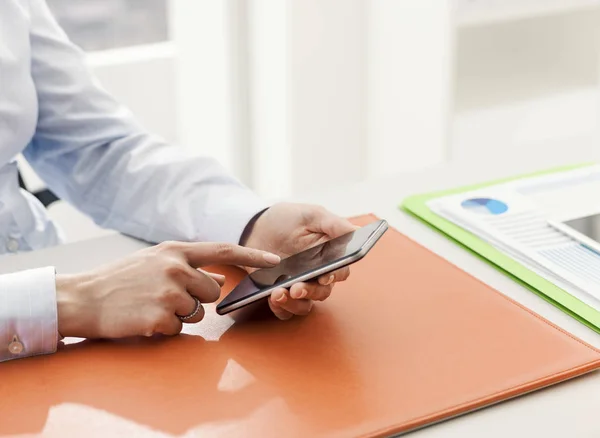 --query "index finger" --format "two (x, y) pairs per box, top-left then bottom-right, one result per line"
(178, 242), (281, 268)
